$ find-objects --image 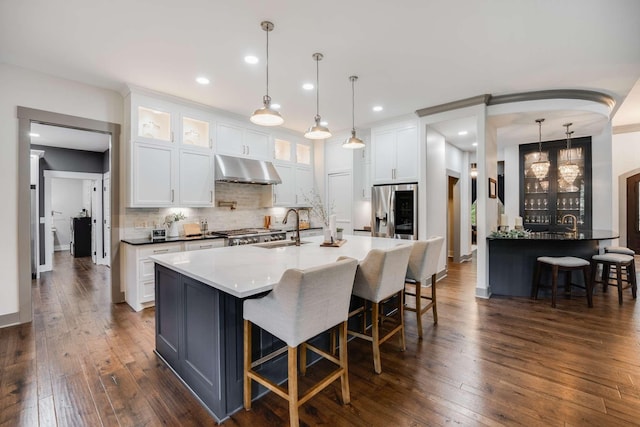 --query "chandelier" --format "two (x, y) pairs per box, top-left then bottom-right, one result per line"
(558, 123), (580, 186)
(530, 118), (550, 180)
